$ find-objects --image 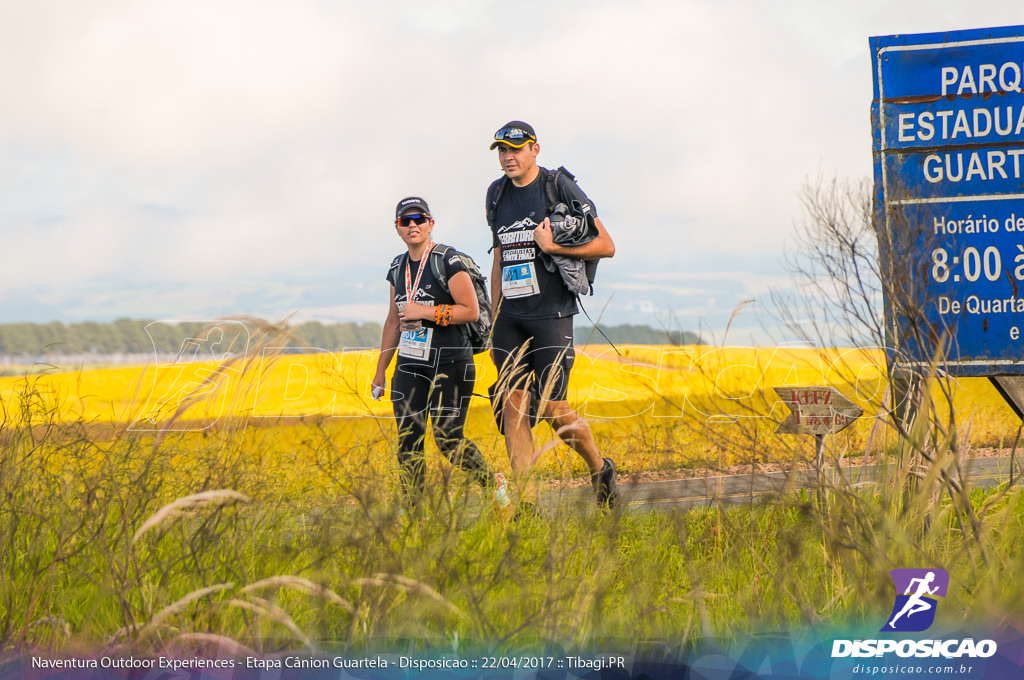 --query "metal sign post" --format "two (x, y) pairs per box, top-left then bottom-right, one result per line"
(871, 24), (1024, 418)
(774, 386), (864, 471)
